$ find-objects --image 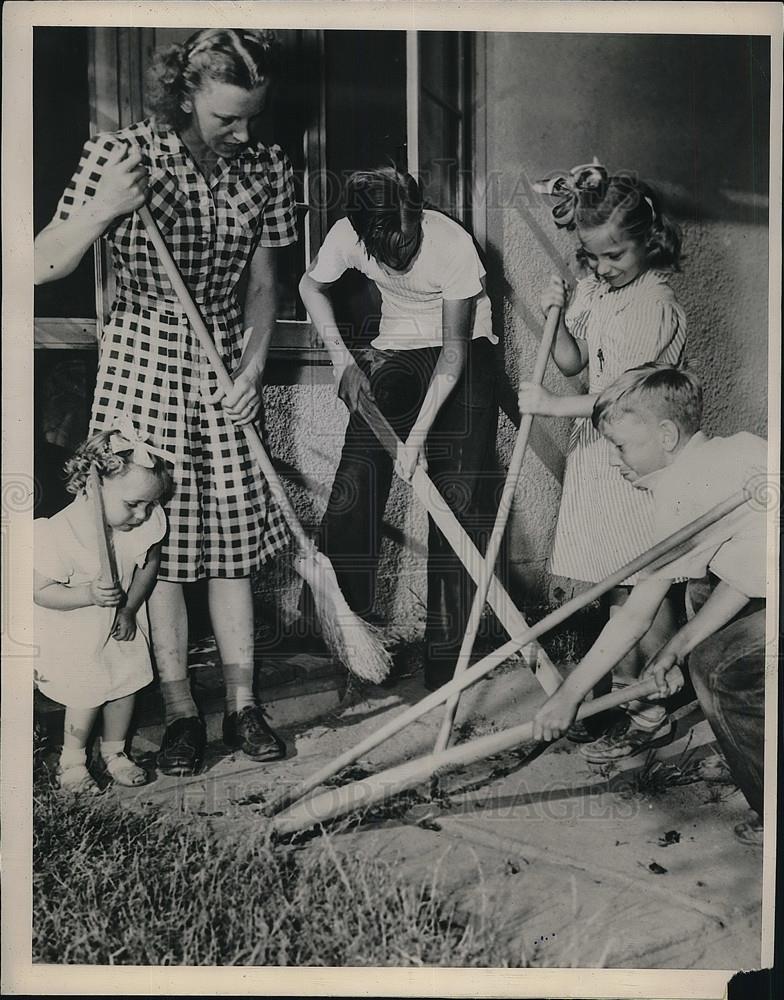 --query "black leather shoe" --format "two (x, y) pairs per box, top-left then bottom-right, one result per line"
(223, 705), (286, 761)
(157, 717), (206, 776)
